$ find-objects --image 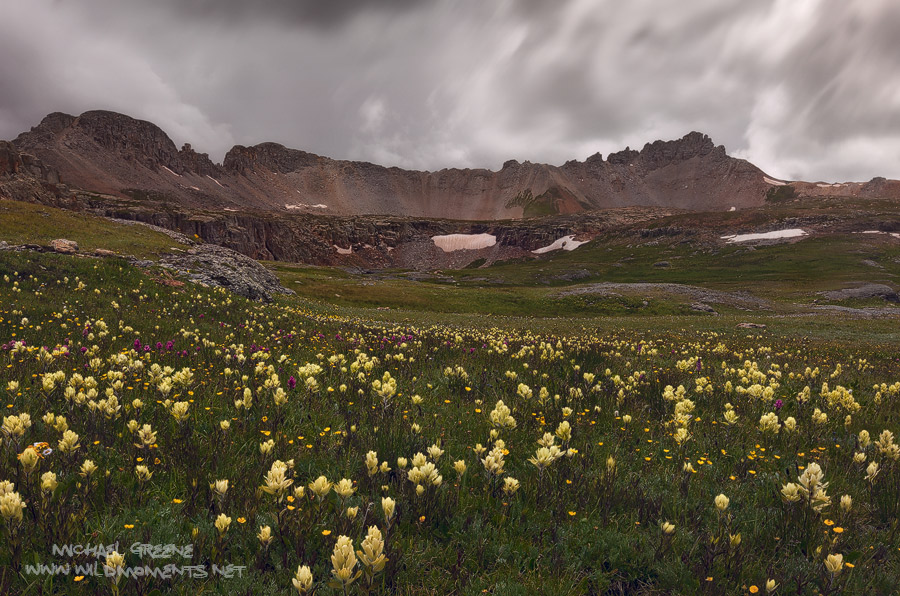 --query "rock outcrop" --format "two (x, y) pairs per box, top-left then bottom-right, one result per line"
(821, 284), (899, 303)
(160, 244), (294, 302)
(0, 140), (69, 205)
